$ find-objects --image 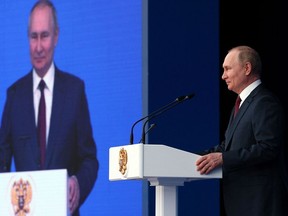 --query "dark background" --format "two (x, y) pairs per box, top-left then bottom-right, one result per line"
(147, 0), (287, 215)
(148, 1), (220, 215)
(220, 1), (288, 214)
(220, 0), (288, 138)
